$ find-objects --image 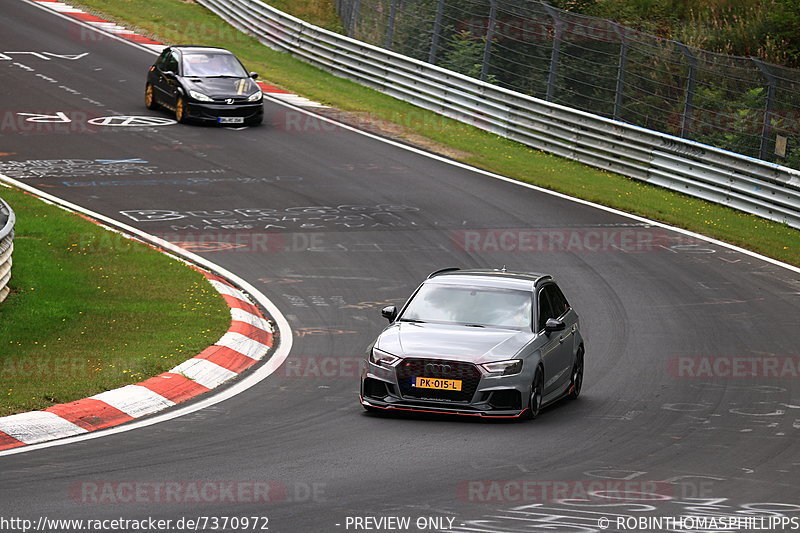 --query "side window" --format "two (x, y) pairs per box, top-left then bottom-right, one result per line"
(155, 50), (168, 69)
(546, 284), (570, 318)
(537, 289), (555, 332)
(164, 52), (179, 74)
